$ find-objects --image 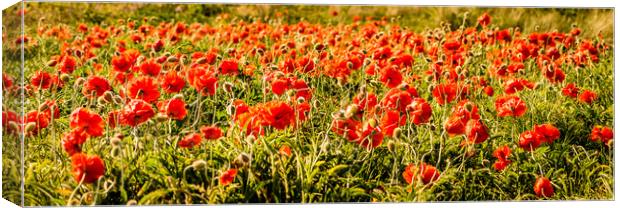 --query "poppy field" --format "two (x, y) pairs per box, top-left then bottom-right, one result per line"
(1, 3), (615, 206)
